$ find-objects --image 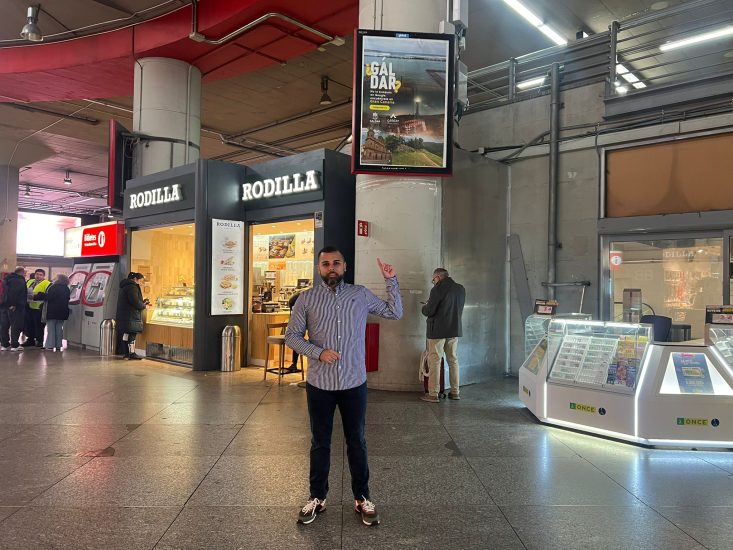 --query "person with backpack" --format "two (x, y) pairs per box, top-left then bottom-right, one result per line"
(115, 272), (149, 360)
(42, 273), (71, 352)
(0, 267), (29, 352)
(420, 268), (466, 403)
